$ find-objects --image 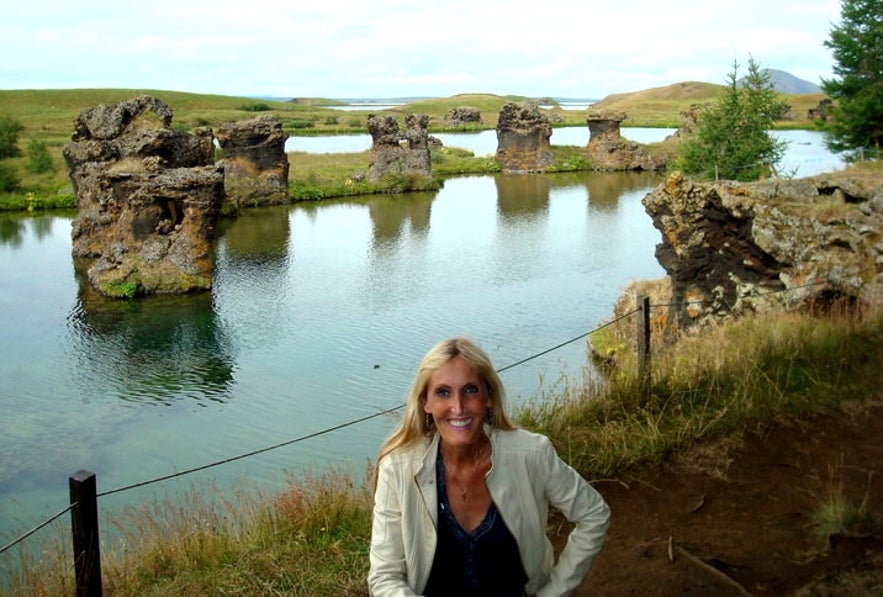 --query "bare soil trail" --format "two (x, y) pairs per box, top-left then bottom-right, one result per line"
(556, 399), (883, 595)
